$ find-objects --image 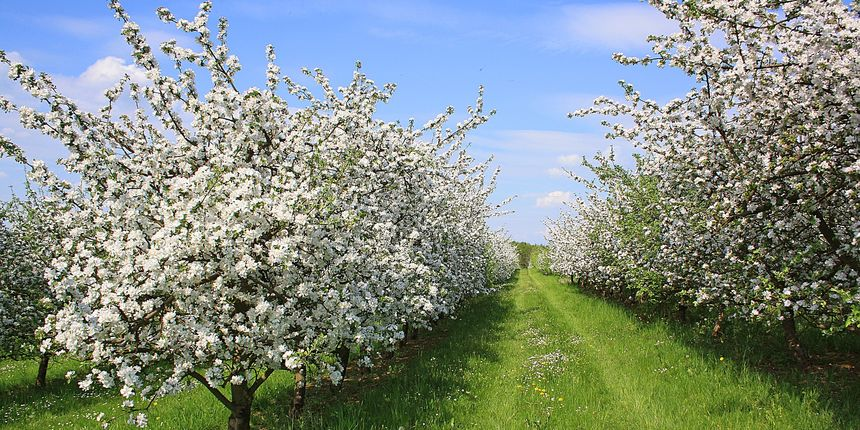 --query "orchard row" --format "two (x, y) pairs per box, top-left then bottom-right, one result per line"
(0, 2), (518, 429)
(548, 0), (859, 361)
